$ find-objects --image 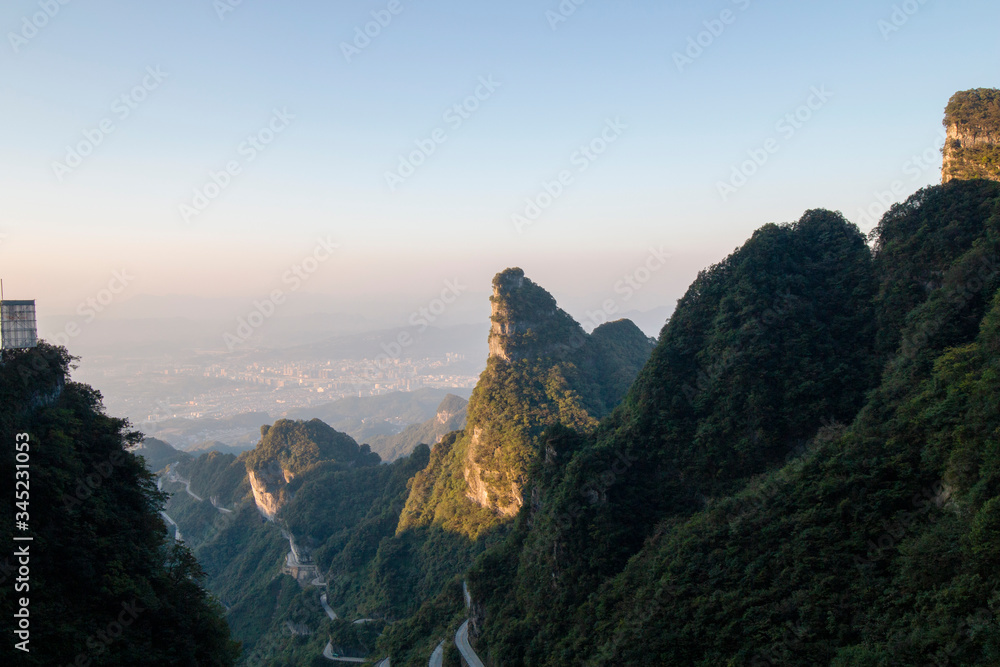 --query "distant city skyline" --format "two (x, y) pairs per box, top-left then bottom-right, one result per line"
(2, 0), (998, 336)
